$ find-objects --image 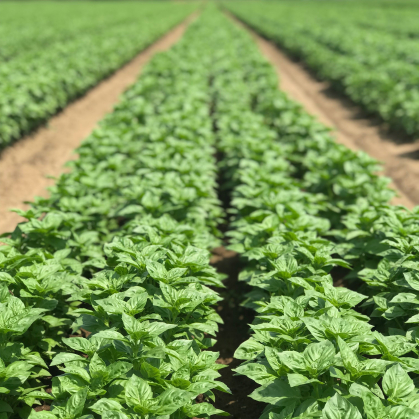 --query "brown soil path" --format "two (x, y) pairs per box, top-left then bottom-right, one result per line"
(210, 247), (264, 419)
(0, 13), (196, 235)
(230, 14), (419, 209)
